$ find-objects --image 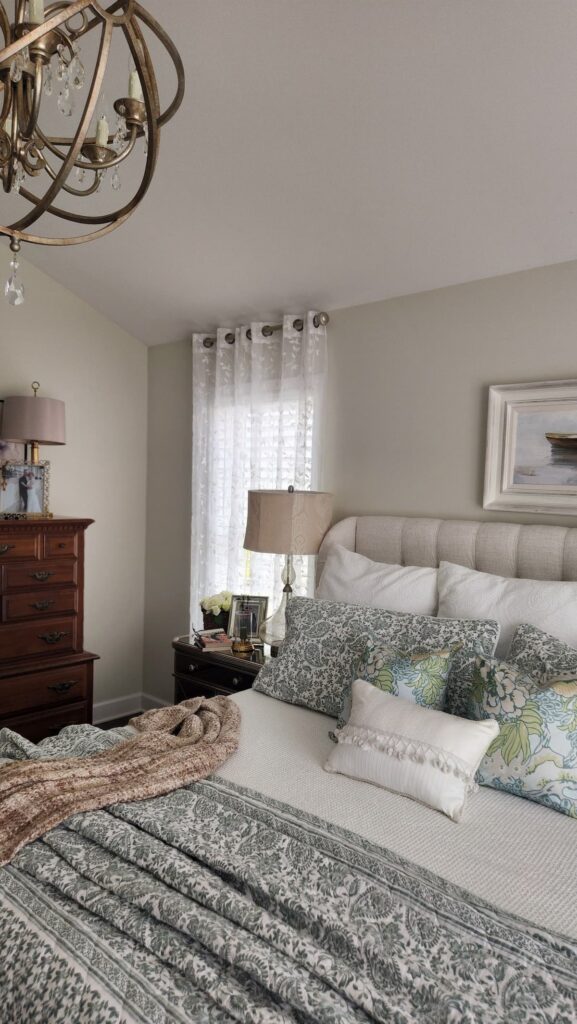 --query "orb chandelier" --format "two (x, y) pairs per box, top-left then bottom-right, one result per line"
(0, 0), (184, 304)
